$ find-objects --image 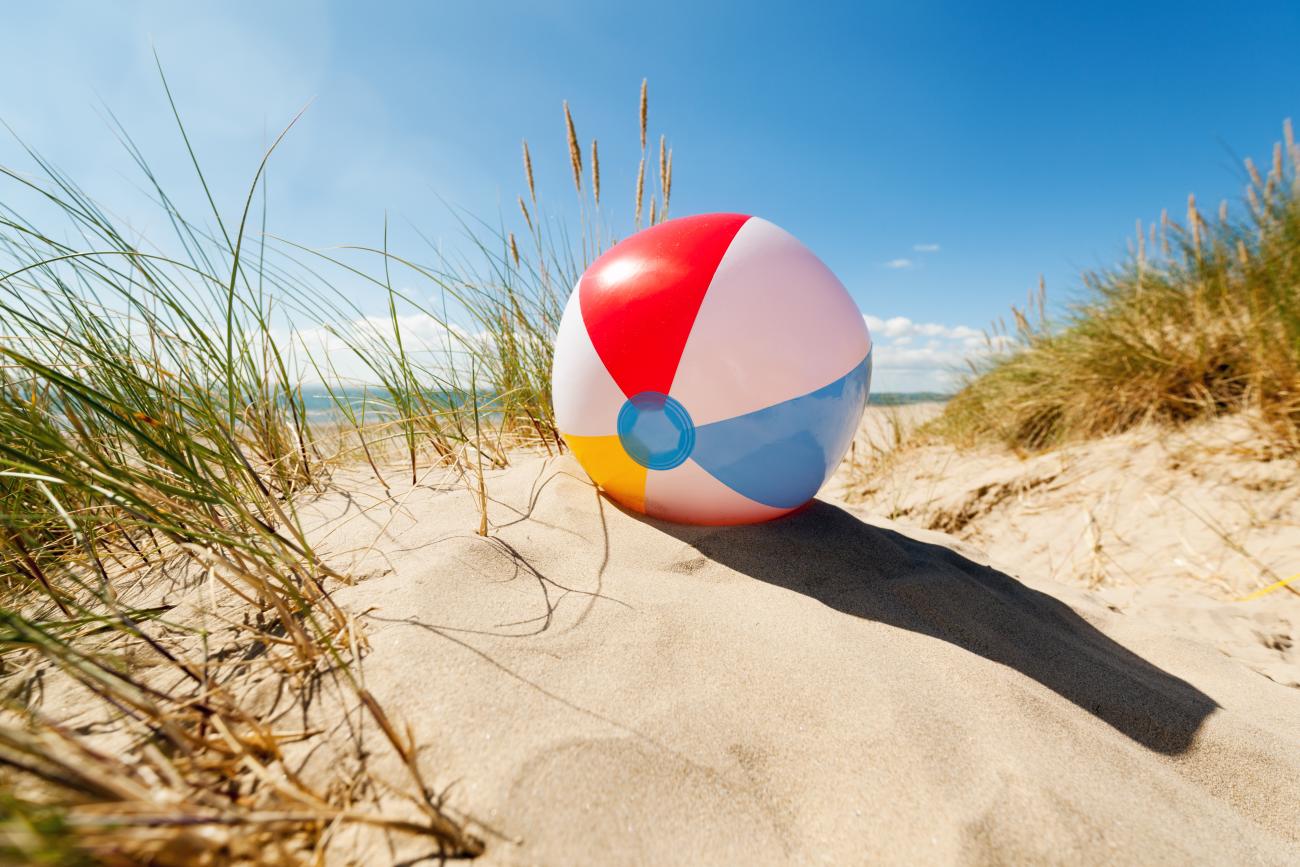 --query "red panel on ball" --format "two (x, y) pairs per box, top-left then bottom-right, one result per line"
(579, 213), (750, 397)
